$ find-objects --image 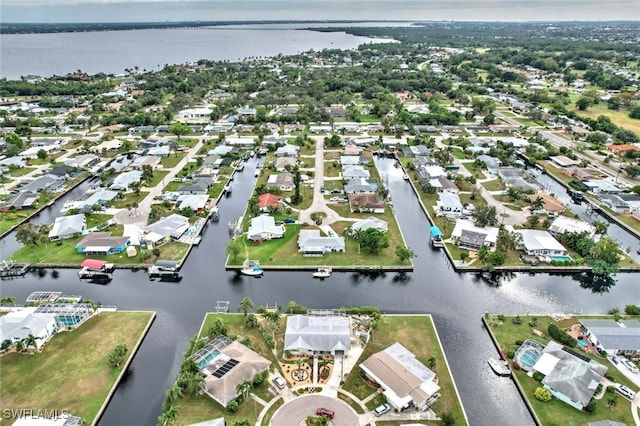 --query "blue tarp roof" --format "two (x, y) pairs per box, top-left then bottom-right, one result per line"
(429, 226), (443, 237)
